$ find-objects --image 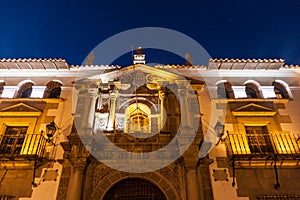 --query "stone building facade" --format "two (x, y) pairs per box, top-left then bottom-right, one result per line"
(0, 53), (299, 200)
